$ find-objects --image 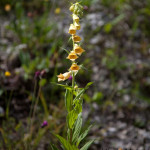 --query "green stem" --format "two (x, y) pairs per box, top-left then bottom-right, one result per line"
(70, 73), (75, 144)
(6, 90), (13, 120)
(30, 85), (42, 133)
(28, 80), (37, 130)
